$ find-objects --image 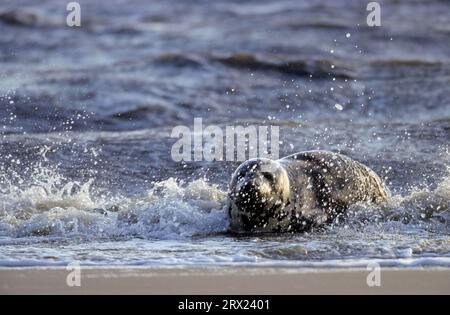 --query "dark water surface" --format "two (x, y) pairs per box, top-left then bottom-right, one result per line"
(0, 0), (449, 267)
